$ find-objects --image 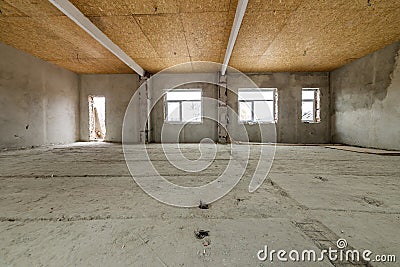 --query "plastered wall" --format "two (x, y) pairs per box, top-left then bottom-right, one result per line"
(150, 73), (219, 143)
(149, 72), (330, 143)
(4, 38), (398, 149)
(230, 72), (330, 143)
(331, 41), (400, 150)
(0, 42), (79, 149)
(79, 74), (139, 142)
